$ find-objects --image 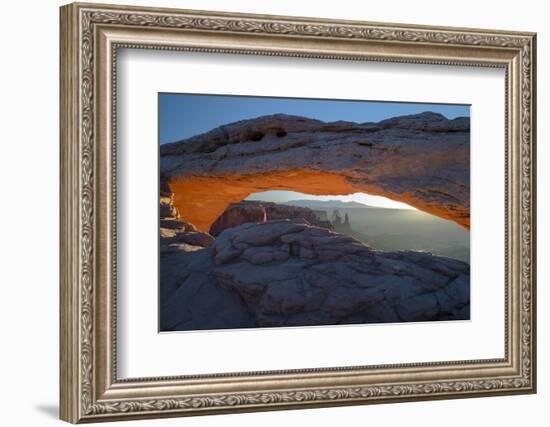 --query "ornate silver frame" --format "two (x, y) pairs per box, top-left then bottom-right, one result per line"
(60, 2), (537, 423)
